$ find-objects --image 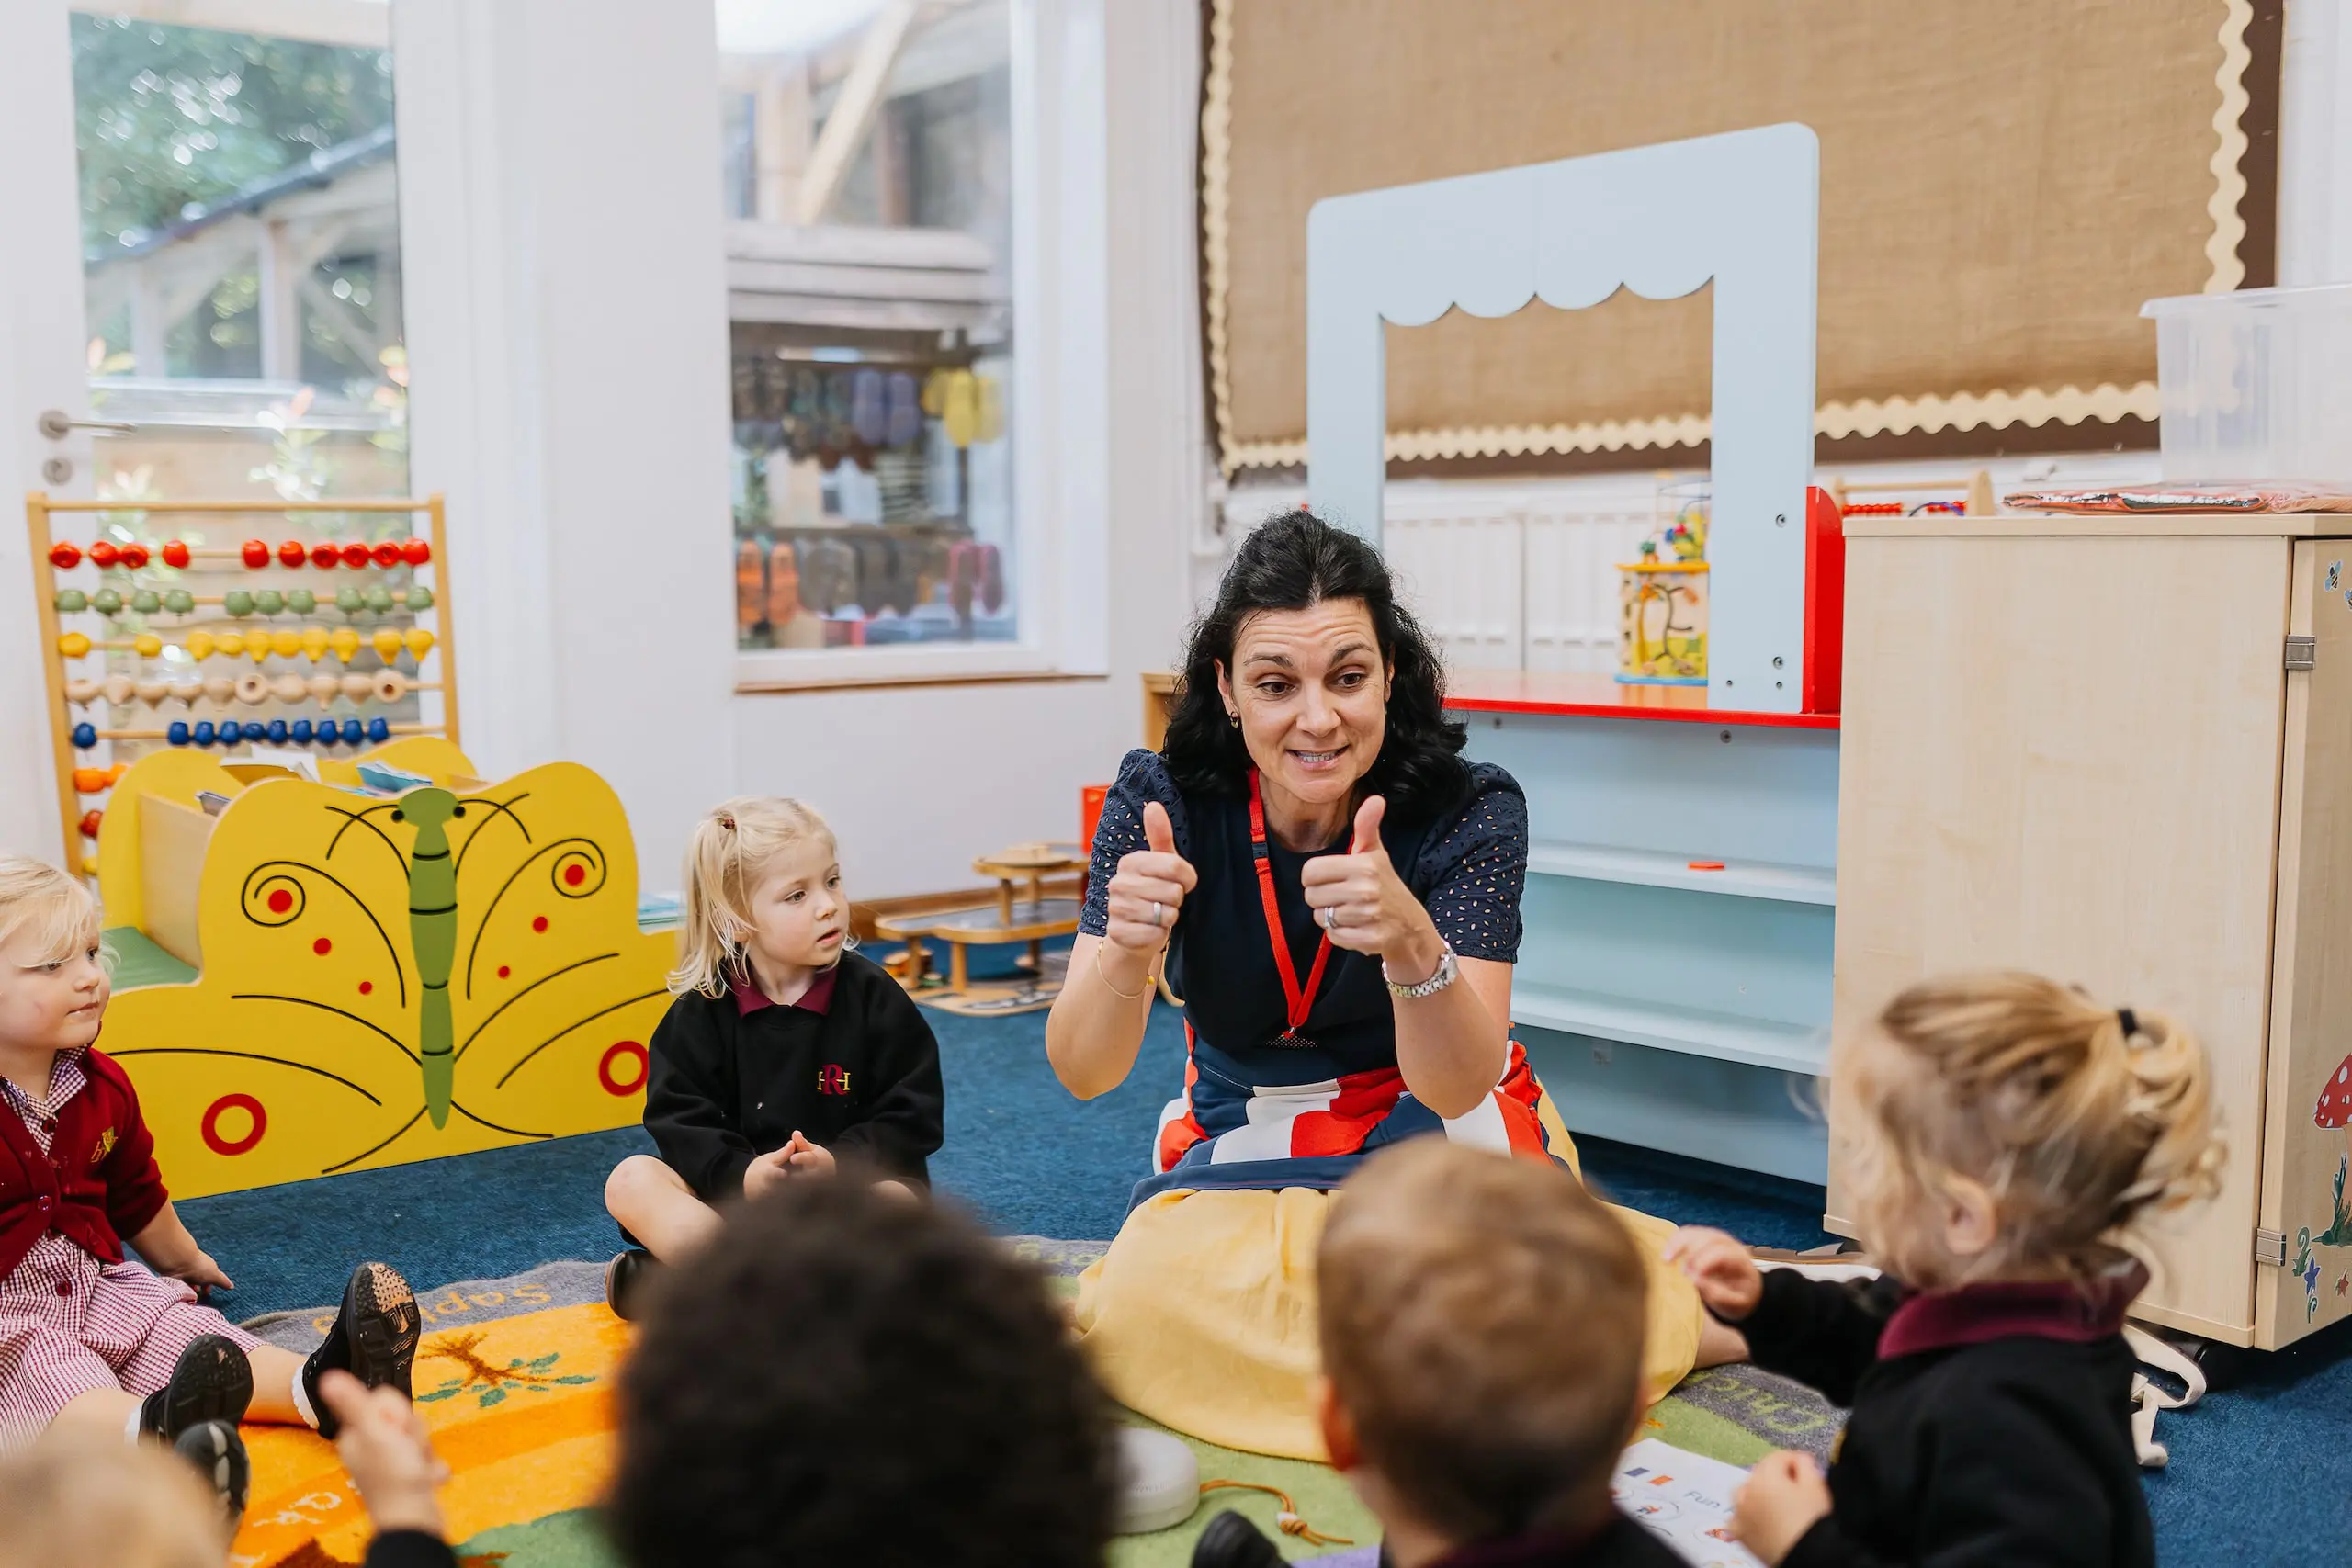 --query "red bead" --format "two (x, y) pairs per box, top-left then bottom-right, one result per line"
(242, 539), (270, 569)
(310, 542), (340, 570)
(118, 543), (150, 569)
(401, 537), (431, 566)
(161, 540), (190, 569)
(78, 810), (102, 840)
(48, 542), (81, 570)
(371, 540), (402, 568)
(87, 541), (119, 569)
(340, 541), (370, 569)
(279, 539), (308, 568)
